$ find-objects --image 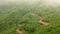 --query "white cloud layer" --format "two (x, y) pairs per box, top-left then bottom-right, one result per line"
(0, 0), (60, 6)
(43, 0), (60, 6)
